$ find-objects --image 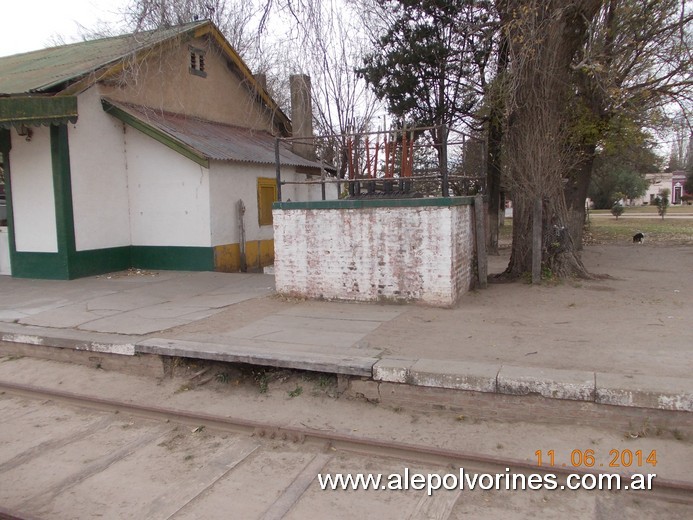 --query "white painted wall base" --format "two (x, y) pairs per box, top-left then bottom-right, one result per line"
(0, 228), (11, 275)
(273, 200), (476, 307)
